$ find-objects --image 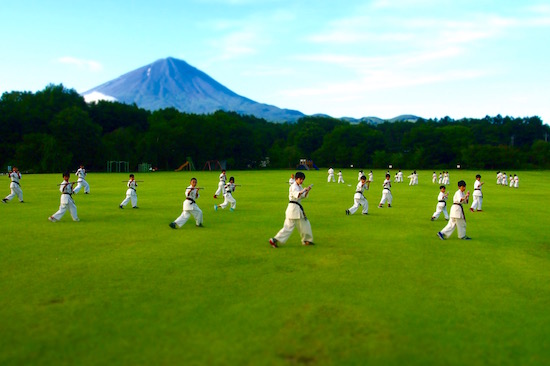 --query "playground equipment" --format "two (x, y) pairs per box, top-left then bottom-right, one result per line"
(296, 159), (319, 171)
(107, 161), (129, 173)
(175, 157), (196, 171)
(202, 160), (223, 171)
